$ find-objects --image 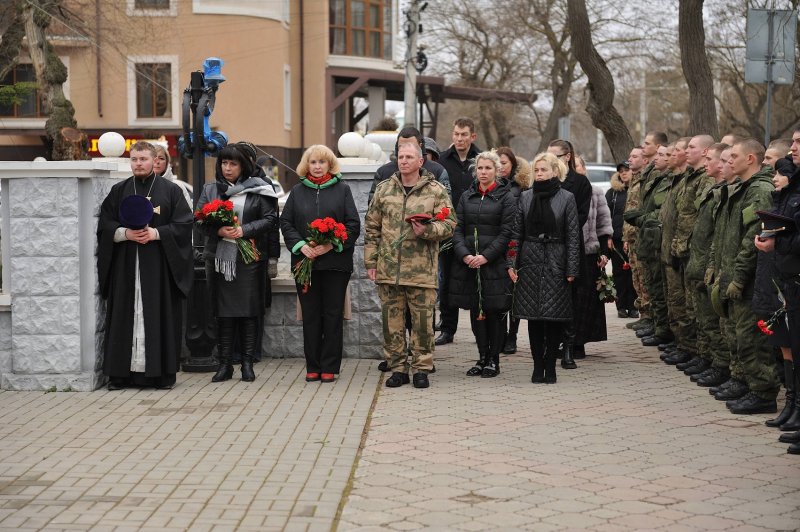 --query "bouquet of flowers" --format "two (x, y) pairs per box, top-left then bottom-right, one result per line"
(757, 280), (787, 336)
(195, 199), (260, 280)
(293, 217), (348, 293)
(385, 207), (453, 260)
(596, 269), (617, 303)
